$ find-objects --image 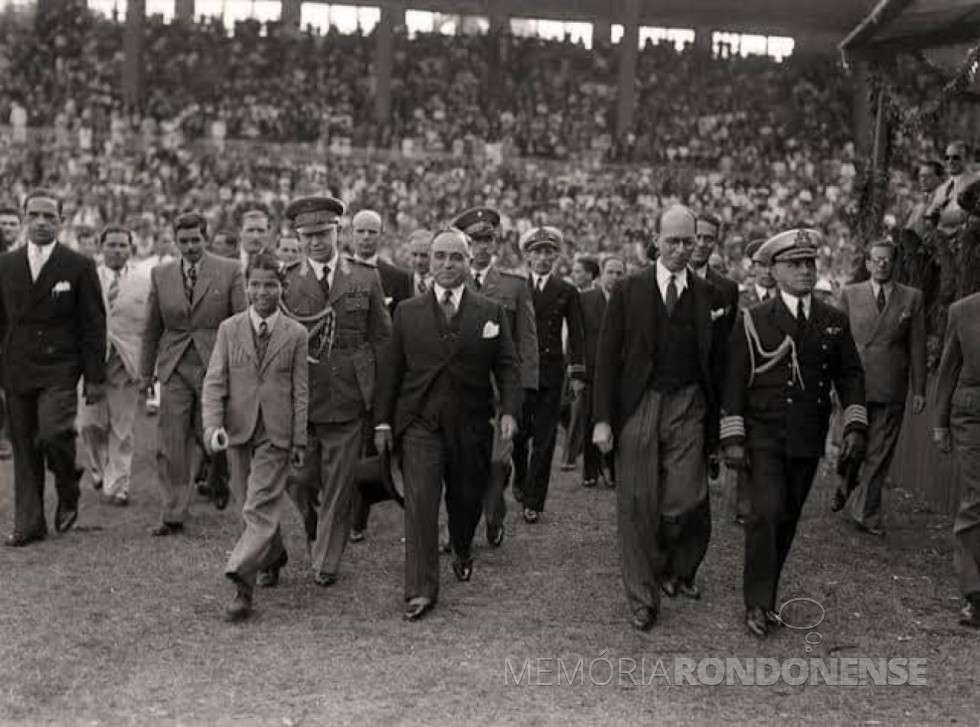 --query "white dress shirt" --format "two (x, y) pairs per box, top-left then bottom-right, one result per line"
(249, 306), (280, 335)
(308, 252), (339, 291)
(780, 290), (812, 320)
(530, 272), (551, 291)
(655, 260), (688, 302)
(432, 282), (464, 310)
(29, 242), (57, 281)
(755, 284), (774, 302)
(692, 265), (708, 279)
(871, 281), (893, 307)
(414, 272), (431, 293)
